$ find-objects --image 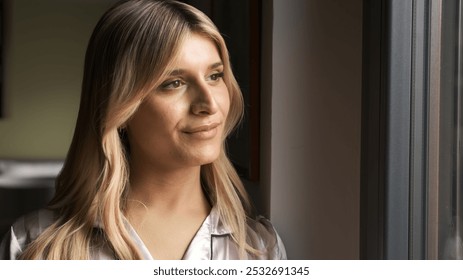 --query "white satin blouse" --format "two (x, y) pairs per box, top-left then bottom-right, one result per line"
(0, 207), (286, 260)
